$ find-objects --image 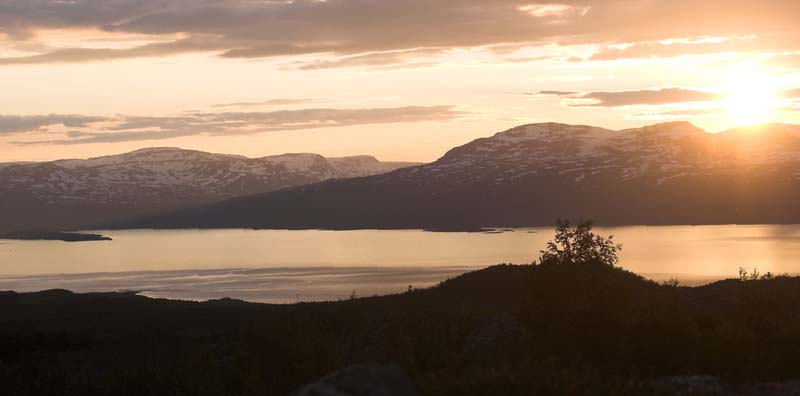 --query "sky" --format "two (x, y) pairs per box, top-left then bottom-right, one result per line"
(1, 0), (800, 163)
